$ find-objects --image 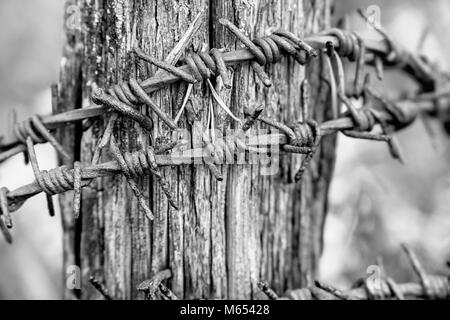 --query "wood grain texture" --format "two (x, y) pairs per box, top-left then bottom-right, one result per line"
(58, 0), (334, 300)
